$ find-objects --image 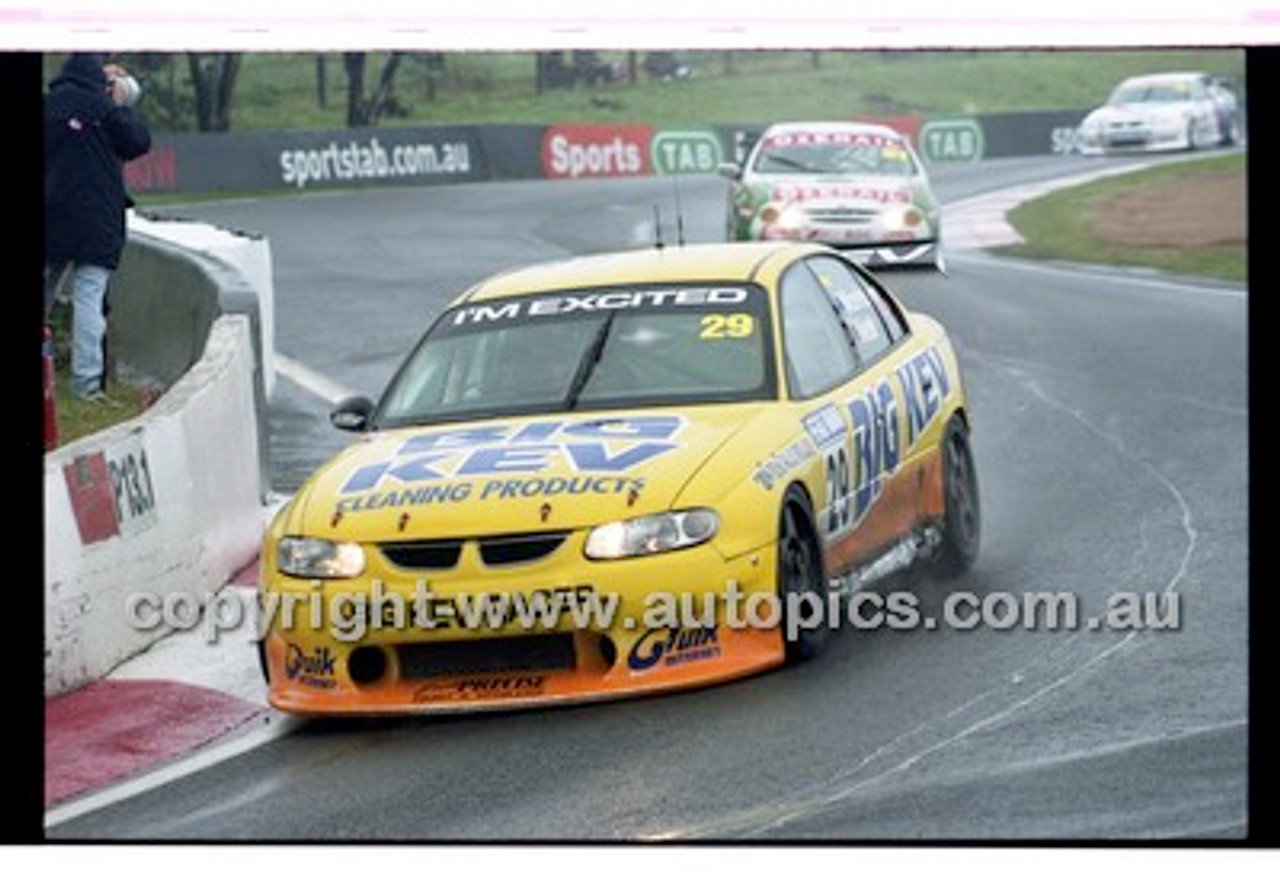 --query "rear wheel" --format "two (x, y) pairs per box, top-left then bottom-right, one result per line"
(778, 489), (829, 662)
(929, 415), (981, 579)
